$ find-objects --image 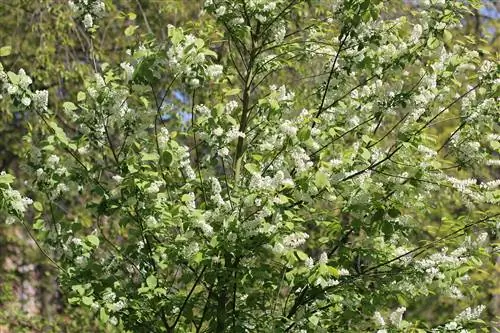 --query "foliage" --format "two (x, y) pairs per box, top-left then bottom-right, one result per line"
(1, 0), (499, 332)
